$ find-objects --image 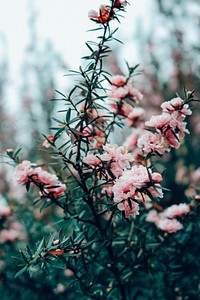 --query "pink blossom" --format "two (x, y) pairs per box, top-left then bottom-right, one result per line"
(145, 113), (171, 130)
(117, 199), (140, 218)
(108, 76), (143, 103)
(88, 5), (113, 24)
(102, 144), (131, 168)
(14, 161), (66, 198)
(161, 97), (192, 115)
(127, 84), (143, 102)
(137, 132), (170, 155)
(157, 218), (183, 233)
(110, 75), (127, 87)
(112, 165), (163, 206)
(124, 128), (144, 151)
(110, 102), (133, 116)
(113, 0), (127, 8)
(146, 209), (163, 225)
(44, 183), (66, 198)
(164, 203), (190, 218)
(82, 154), (102, 167)
(101, 144), (131, 177)
(14, 160), (36, 184)
(83, 144), (131, 179)
(102, 185), (113, 197)
(151, 172), (163, 184)
(42, 135), (55, 148)
(169, 111), (189, 139)
(108, 85), (129, 100)
(147, 185), (164, 199)
(144, 110), (190, 149)
(165, 129), (180, 149)
(127, 107), (145, 127)
(36, 167), (59, 185)
(6, 148), (14, 153)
